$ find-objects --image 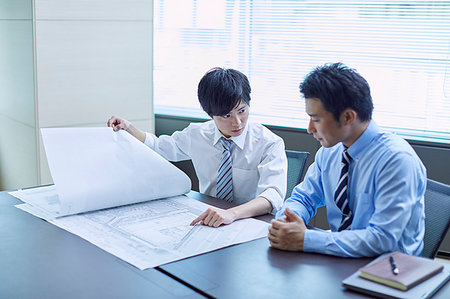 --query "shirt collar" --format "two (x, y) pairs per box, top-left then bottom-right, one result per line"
(346, 120), (380, 160)
(213, 122), (249, 150)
